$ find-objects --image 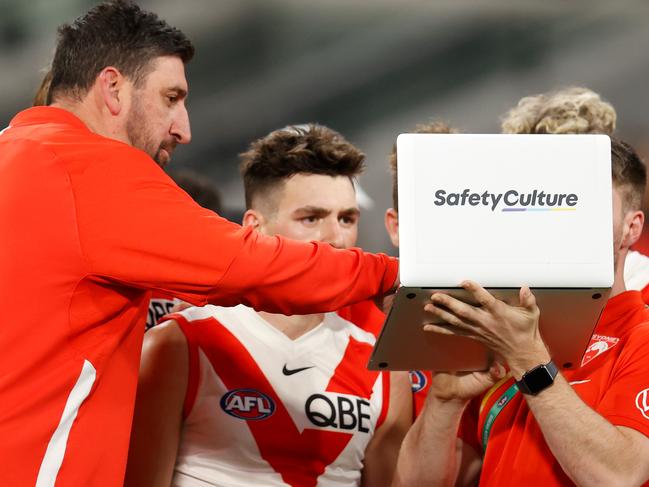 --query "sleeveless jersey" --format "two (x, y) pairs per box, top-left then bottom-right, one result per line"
(167, 305), (390, 487)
